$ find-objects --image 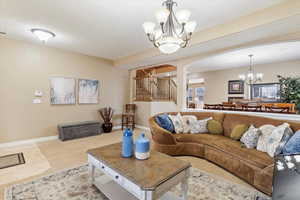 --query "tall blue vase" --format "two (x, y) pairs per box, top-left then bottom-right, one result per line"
(122, 128), (133, 158)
